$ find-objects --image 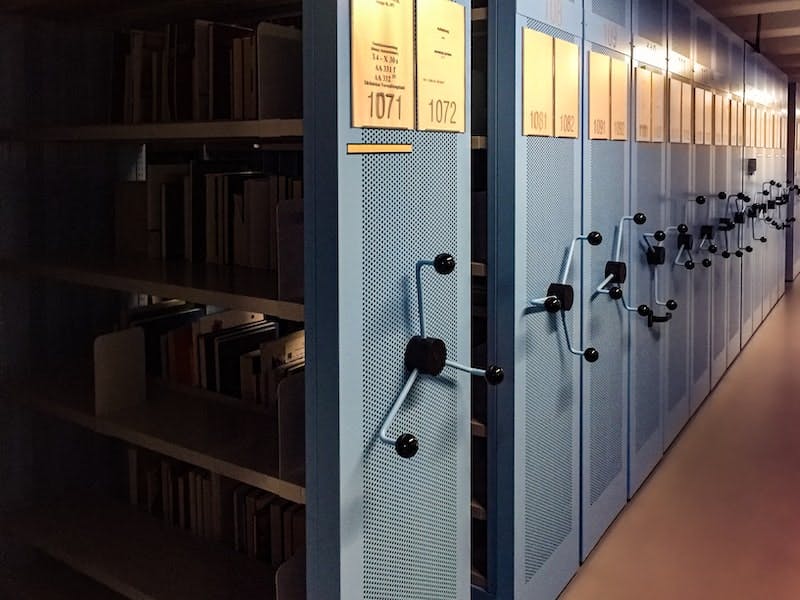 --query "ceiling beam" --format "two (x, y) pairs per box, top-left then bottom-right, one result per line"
(711, 0), (800, 18)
